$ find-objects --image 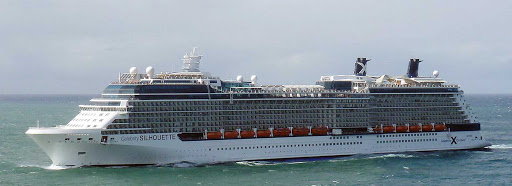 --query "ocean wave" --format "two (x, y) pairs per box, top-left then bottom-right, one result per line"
(235, 161), (306, 167)
(22, 161), (204, 169)
(139, 161), (200, 168)
(367, 153), (416, 159)
(487, 144), (512, 149)
(236, 161), (278, 166)
(326, 153), (432, 163)
(170, 162), (198, 168)
(327, 158), (353, 163)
